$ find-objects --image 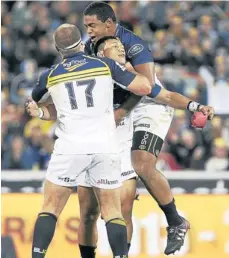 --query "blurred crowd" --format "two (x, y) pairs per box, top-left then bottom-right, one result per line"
(1, 1), (229, 171)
